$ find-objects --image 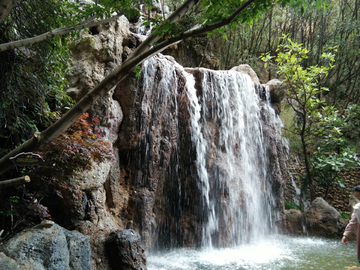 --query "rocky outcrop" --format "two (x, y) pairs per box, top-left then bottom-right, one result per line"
(266, 79), (286, 103)
(304, 197), (345, 237)
(66, 15), (130, 101)
(265, 79), (286, 114)
(0, 223), (91, 270)
(47, 6), (289, 264)
(162, 37), (221, 70)
(280, 198), (346, 237)
(106, 230), (147, 270)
